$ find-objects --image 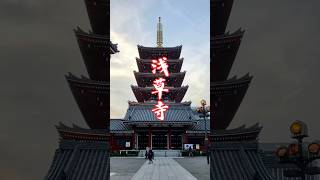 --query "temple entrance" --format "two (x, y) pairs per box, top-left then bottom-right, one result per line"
(170, 133), (182, 149)
(152, 132), (167, 149)
(137, 133), (149, 150)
